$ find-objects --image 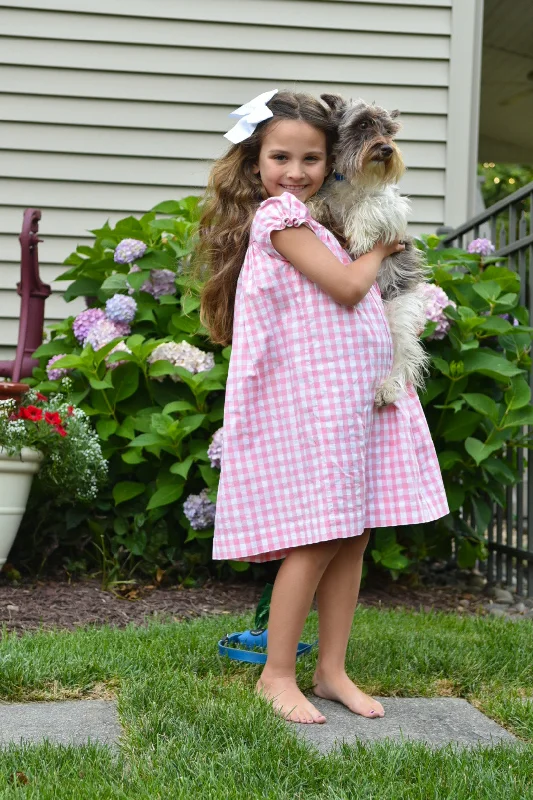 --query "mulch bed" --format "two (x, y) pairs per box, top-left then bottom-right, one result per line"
(0, 576), (487, 635)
